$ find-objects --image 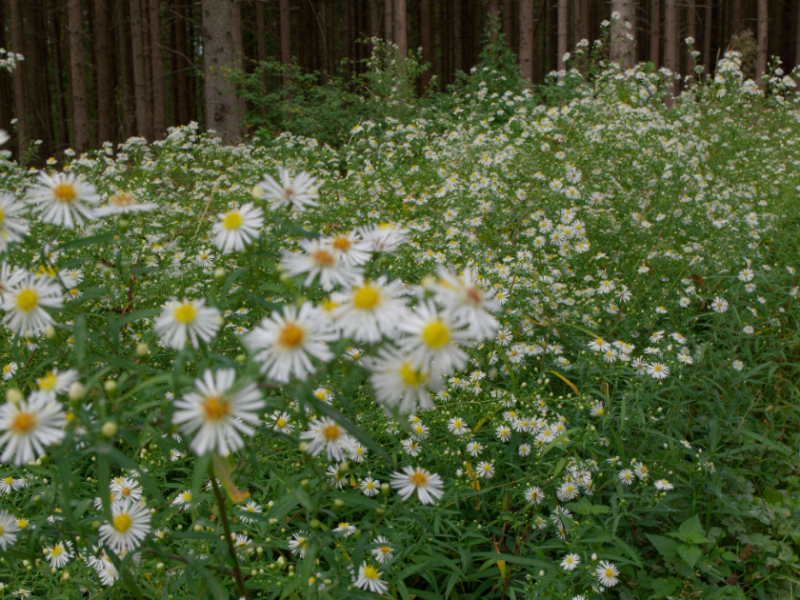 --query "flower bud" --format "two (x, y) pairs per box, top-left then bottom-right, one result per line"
(118, 217), (130, 234)
(309, 519), (321, 529)
(214, 267), (226, 284)
(381, 483), (391, 497)
(68, 382), (86, 404)
(6, 389), (23, 405)
(136, 342), (150, 360)
(101, 421), (118, 438)
(44, 325), (57, 340)
(332, 499), (345, 513)
(104, 379), (118, 398)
